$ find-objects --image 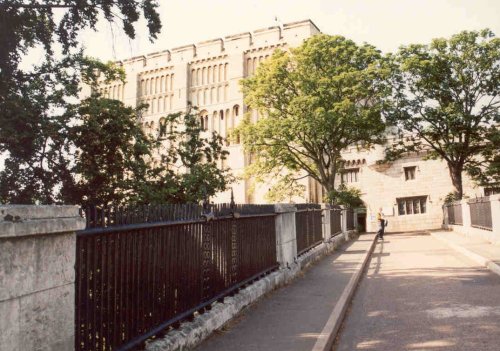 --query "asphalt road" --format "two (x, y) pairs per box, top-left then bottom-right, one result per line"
(333, 231), (500, 351)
